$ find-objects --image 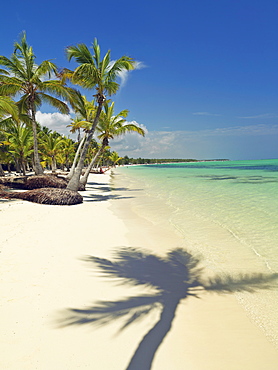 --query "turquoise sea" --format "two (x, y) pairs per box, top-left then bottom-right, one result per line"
(113, 159), (278, 347)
